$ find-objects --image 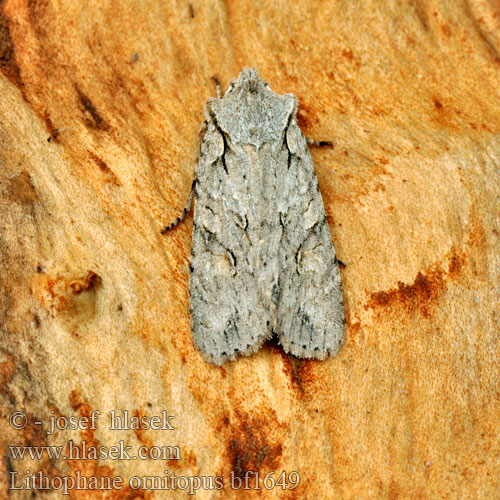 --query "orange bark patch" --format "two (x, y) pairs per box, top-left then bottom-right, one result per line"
(226, 416), (283, 478)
